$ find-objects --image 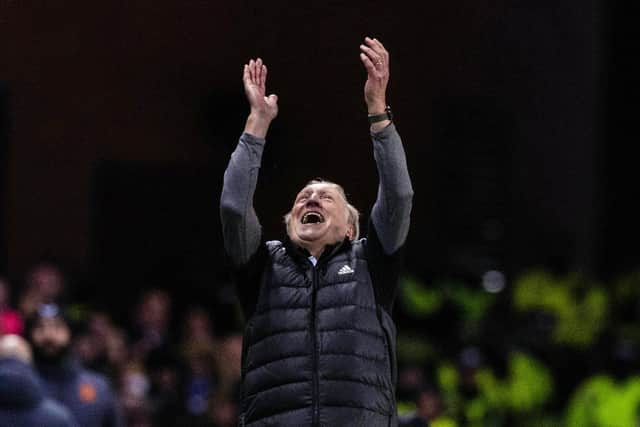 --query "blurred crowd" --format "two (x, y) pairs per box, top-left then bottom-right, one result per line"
(1, 261), (242, 427)
(3, 261), (640, 427)
(392, 270), (640, 427)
